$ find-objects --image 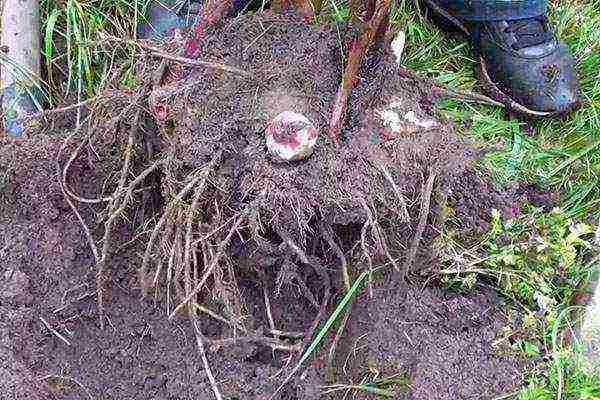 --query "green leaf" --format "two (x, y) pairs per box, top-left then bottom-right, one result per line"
(43, 9), (61, 62)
